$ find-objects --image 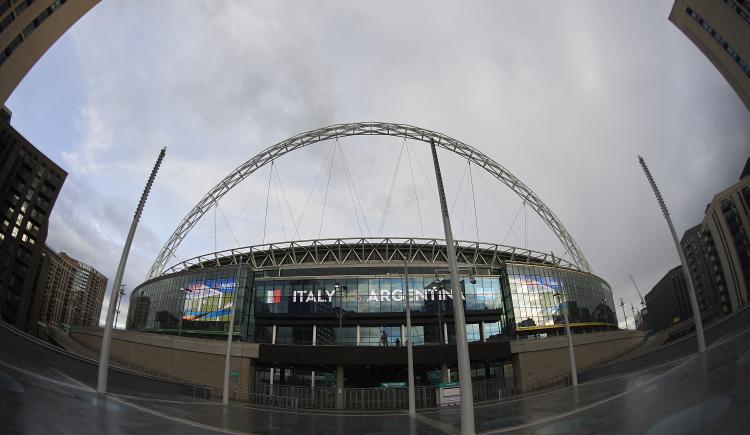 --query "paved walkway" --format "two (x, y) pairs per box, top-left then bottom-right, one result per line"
(2, 325), (749, 434)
